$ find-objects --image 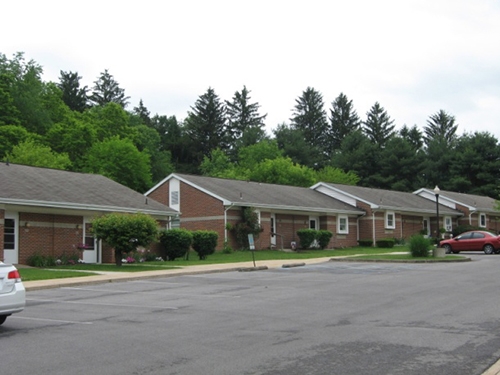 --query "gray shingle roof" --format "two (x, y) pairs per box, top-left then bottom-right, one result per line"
(319, 183), (461, 216)
(0, 163), (176, 216)
(172, 174), (363, 214)
(432, 189), (499, 214)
